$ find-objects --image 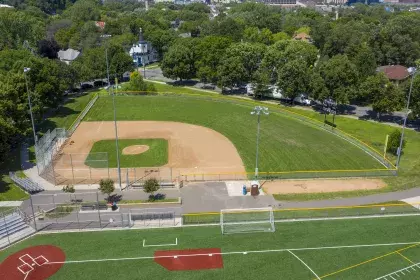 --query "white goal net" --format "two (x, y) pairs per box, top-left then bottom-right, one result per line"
(220, 207), (275, 234)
